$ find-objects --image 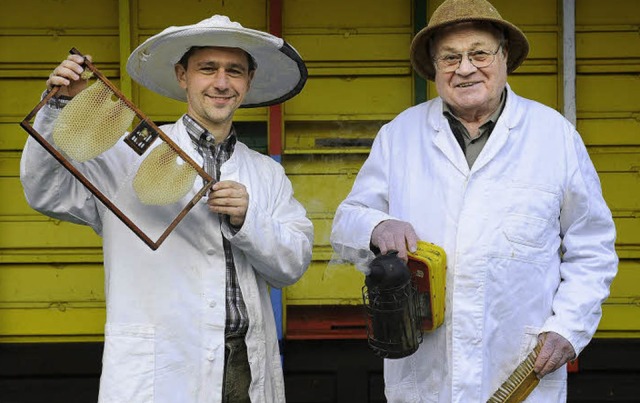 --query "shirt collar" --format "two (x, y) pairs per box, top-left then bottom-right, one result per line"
(442, 88), (507, 129)
(182, 114), (237, 153)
